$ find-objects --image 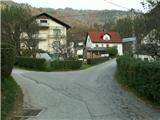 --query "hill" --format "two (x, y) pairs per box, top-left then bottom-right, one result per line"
(1, 0), (132, 41)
